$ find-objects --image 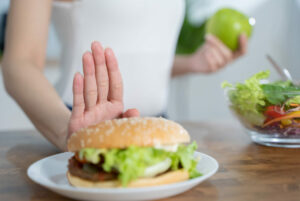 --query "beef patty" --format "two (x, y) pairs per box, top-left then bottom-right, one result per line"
(68, 156), (118, 182)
